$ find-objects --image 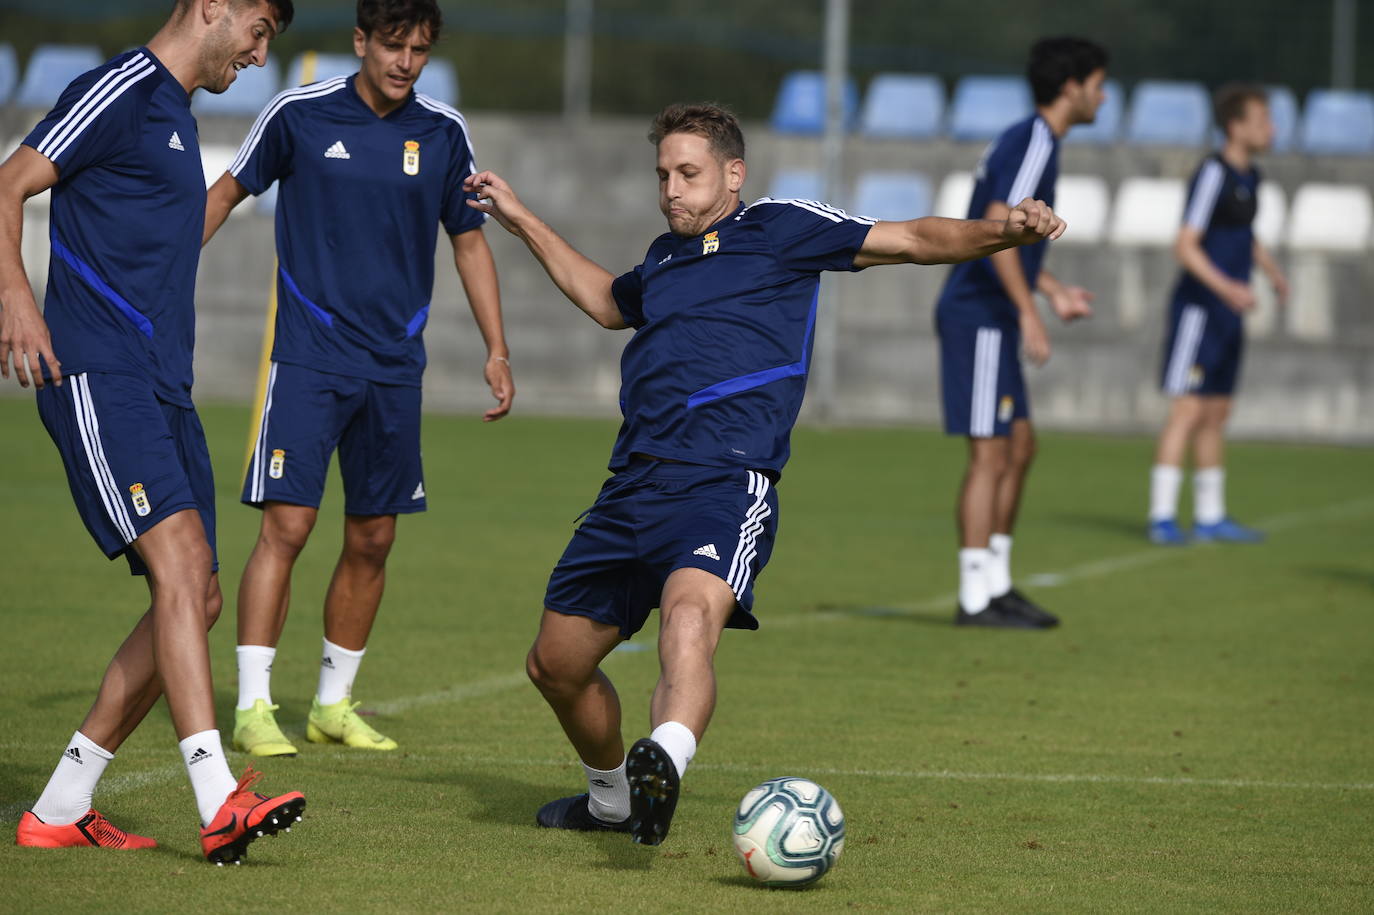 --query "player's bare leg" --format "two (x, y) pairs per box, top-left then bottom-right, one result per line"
(983, 420), (1056, 625)
(1150, 395), (1203, 544)
(1189, 395), (1257, 541)
(302, 513), (402, 750)
(237, 501), (318, 647)
(527, 610), (631, 832)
